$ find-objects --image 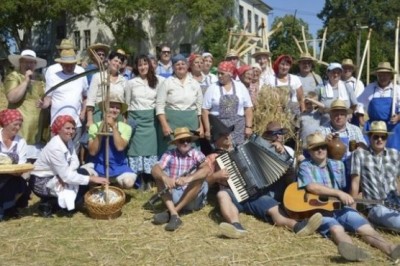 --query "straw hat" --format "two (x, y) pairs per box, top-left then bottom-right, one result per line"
(341, 58), (356, 68)
(8, 49), (47, 70)
(54, 49), (78, 64)
(97, 95), (128, 114)
(87, 43), (110, 61)
(251, 48), (272, 58)
(305, 132), (327, 150)
(367, 121), (391, 135)
(225, 49), (239, 58)
(297, 52), (316, 62)
(56, 39), (76, 50)
(169, 127), (199, 145)
(373, 62), (397, 74)
(328, 99), (352, 114)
